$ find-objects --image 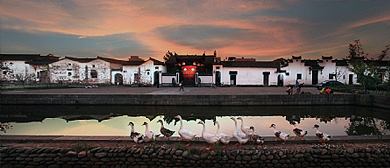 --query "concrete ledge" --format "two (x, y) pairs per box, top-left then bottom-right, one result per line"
(1, 94), (389, 109)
